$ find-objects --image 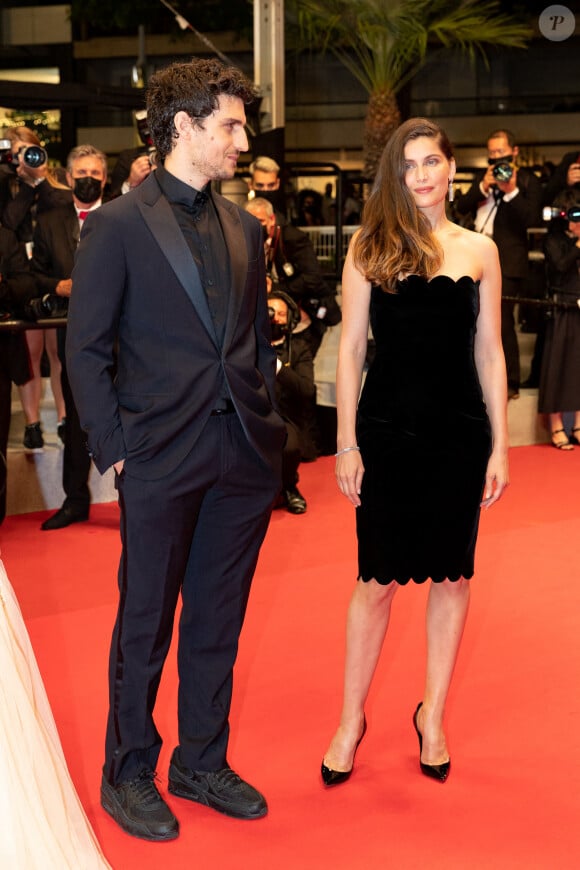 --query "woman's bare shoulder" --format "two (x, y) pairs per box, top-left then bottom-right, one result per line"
(451, 223), (495, 251)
